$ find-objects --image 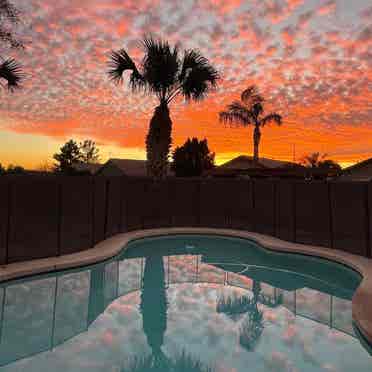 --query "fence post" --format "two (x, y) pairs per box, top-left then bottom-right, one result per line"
(91, 177), (95, 248)
(292, 181), (297, 243)
(104, 178), (110, 239)
(328, 181), (334, 249)
(5, 180), (12, 264)
(273, 181), (278, 237)
(251, 179), (256, 232)
(366, 182), (371, 258)
(196, 179), (201, 227)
